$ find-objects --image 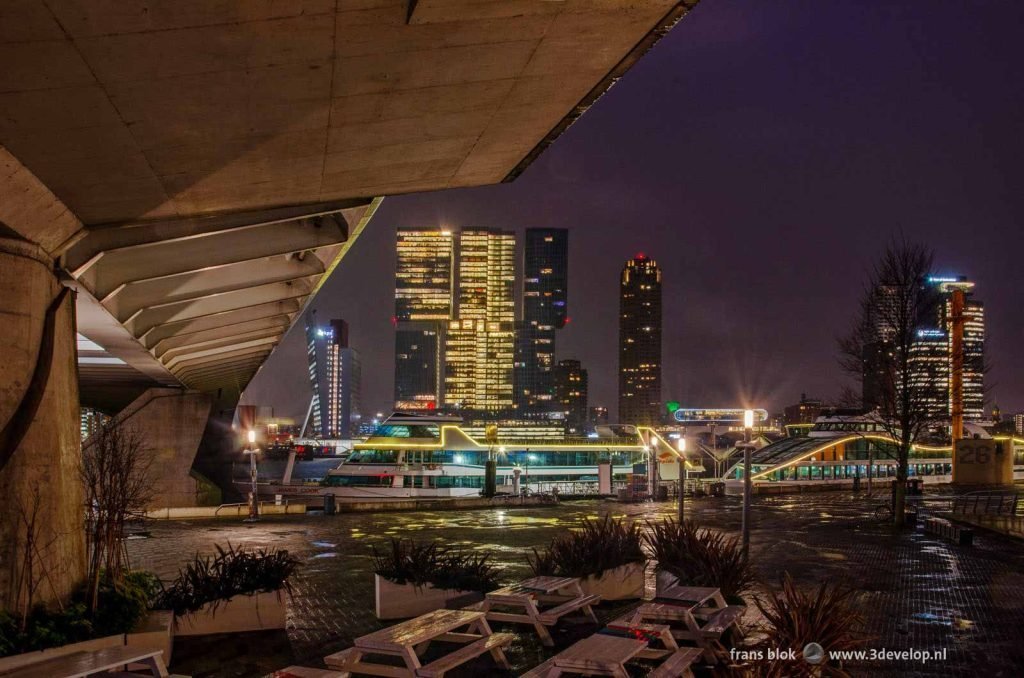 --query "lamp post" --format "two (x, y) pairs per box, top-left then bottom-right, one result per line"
(243, 429), (260, 522)
(676, 437), (687, 522)
(740, 409), (754, 562)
